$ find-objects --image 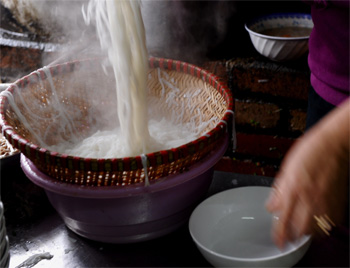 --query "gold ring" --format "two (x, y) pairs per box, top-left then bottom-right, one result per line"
(314, 214), (336, 236)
